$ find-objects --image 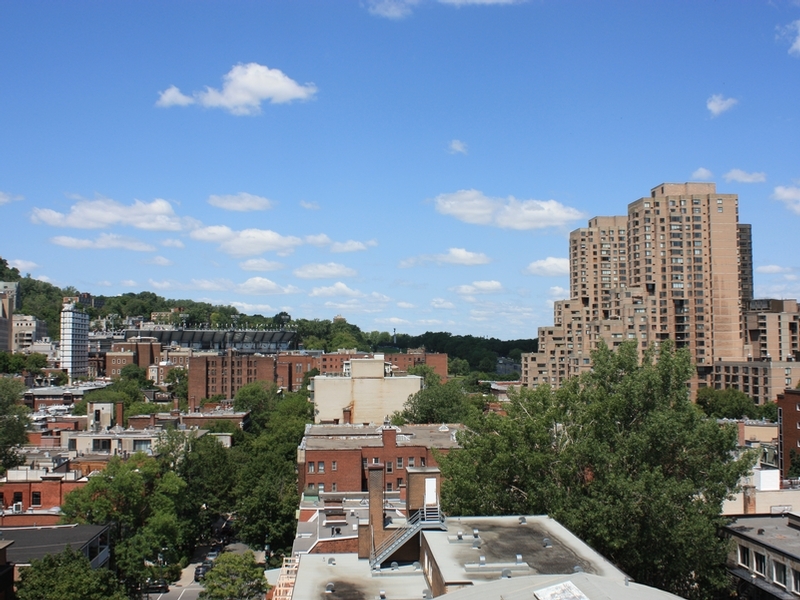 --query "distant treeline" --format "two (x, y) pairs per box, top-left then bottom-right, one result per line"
(0, 257), (537, 370)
